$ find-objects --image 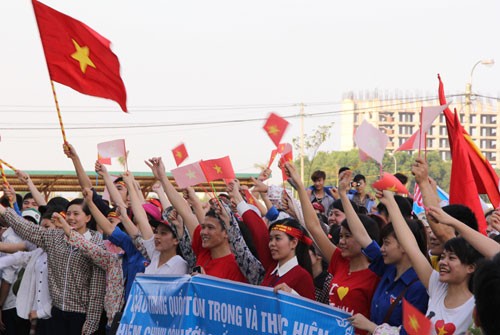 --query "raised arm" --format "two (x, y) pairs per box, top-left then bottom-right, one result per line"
(122, 172), (153, 240)
(183, 187), (205, 225)
(117, 205), (139, 237)
(285, 162), (336, 261)
(82, 188), (115, 236)
(339, 170), (372, 248)
(63, 143), (92, 190)
(95, 162), (126, 208)
(427, 205), (500, 259)
(380, 190), (433, 289)
(151, 181), (171, 210)
(15, 170), (46, 206)
(145, 157), (199, 238)
(412, 157), (455, 243)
